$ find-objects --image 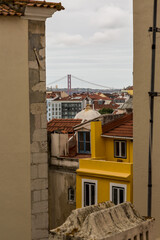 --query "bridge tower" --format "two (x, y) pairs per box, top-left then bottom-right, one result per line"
(67, 74), (71, 95)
